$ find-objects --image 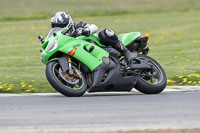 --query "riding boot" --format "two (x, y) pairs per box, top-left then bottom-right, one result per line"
(115, 42), (136, 64)
(98, 29), (136, 64)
